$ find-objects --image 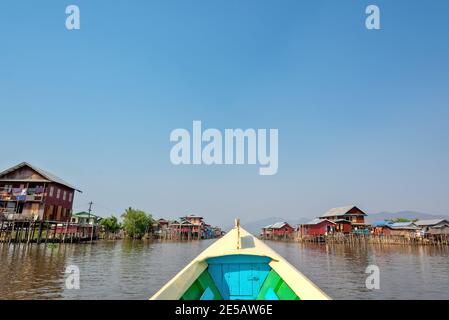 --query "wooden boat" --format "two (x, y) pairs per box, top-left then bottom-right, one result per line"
(150, 220), (331, 300)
